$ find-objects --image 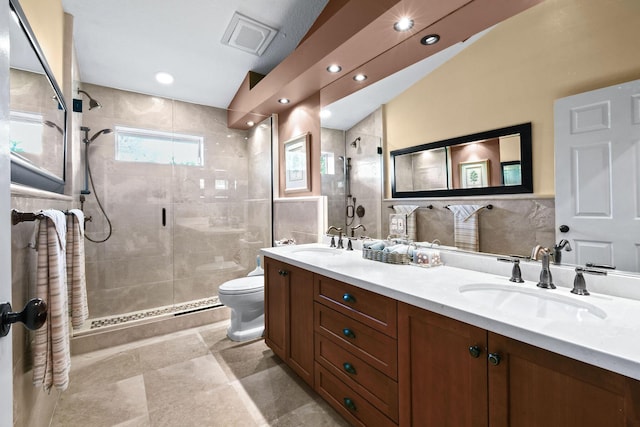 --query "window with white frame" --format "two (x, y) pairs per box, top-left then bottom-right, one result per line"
(115, 126), (204, 166)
